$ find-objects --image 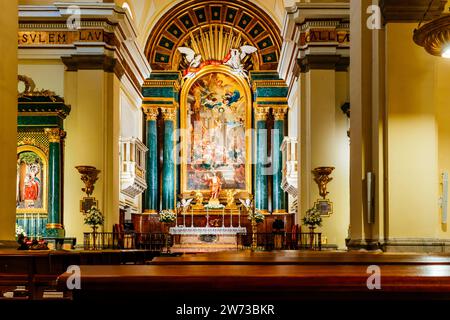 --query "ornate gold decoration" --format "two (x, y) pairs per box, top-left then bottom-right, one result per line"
(414, 14), (450, 58)
(272, 107), (288, 121)
(225, 189), (237, 209)
(312, 167), (335, 199)
(254, 107), (270, 121)
(46, 223), (64, 229)
(174, 25), (259, 71)
(161, 108), (177, 121)
(44, 128), (66, 143)
(75, 166), (101, 197)
(143, 79), (181, 92)
(180, 65), (252, 195)
(145, 0), (282, 71)
(192, 191), (204, 209)
(143, 107), (159, 121)
(18, 75), (57, 101)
